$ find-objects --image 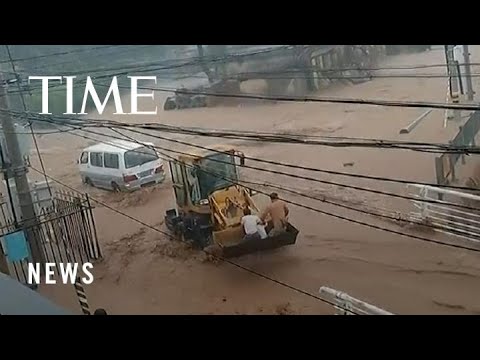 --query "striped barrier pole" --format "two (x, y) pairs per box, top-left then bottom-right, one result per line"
(74, 277), (91, 315)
